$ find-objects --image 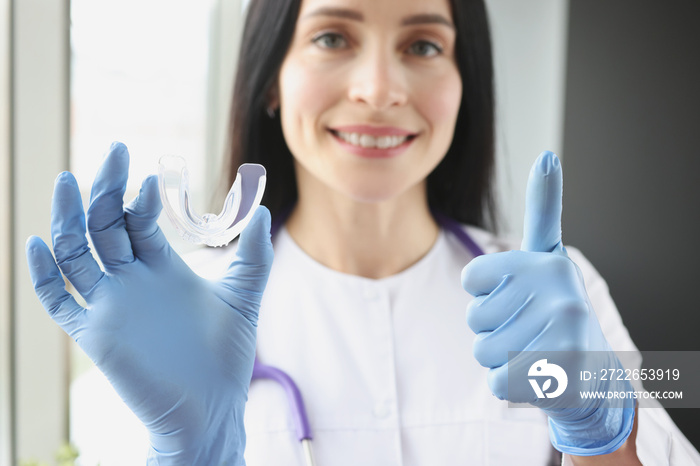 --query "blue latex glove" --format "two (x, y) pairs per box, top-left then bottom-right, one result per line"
(461, 151), (635, 456)
(26, 142), (273, 465)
